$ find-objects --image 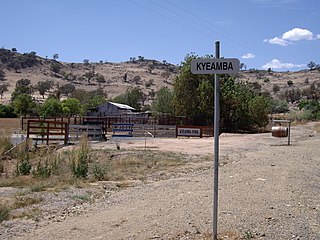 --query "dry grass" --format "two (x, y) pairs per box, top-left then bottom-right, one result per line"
(0, 193), (43, 222)
(13, 195), (43, 209)
(313, 123), (320, 133)
(0, 142), (187, 191)
(0, 144), (188, 223)
(0, 136), (13, 157)
(92, 149), (185, 181)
